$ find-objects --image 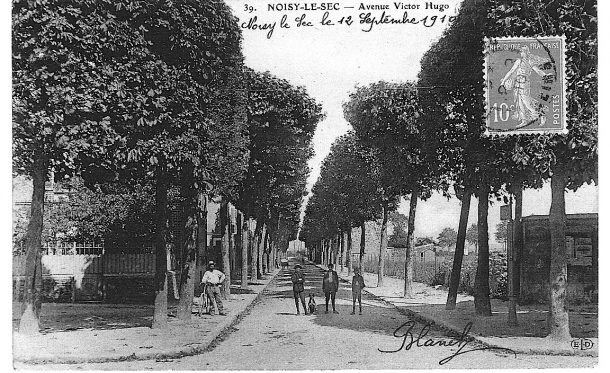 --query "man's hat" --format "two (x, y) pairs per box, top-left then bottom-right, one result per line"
(294, 264), (302, 269)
